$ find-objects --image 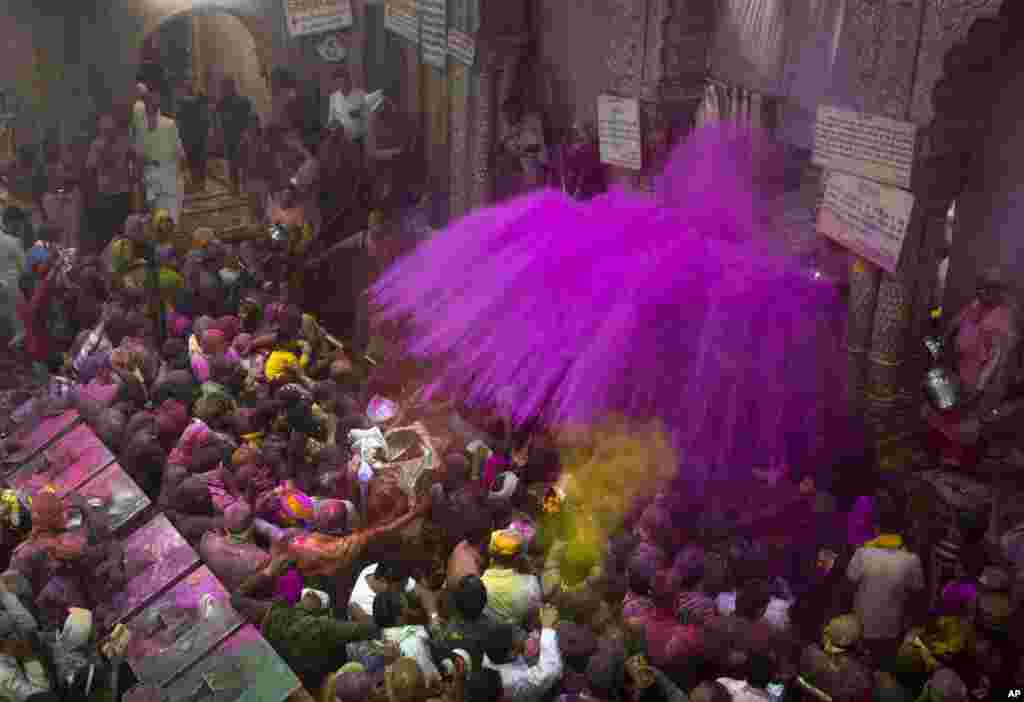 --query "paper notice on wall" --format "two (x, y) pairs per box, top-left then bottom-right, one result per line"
(817, 170), (916, 274)
(418, 0), (448, 69)
(284, 0), (353, 37)
(598, 94), (642, 171)
(447, 29), (475, 66)
(385, 0), (420, 44)
(812, 105), (917, 189)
